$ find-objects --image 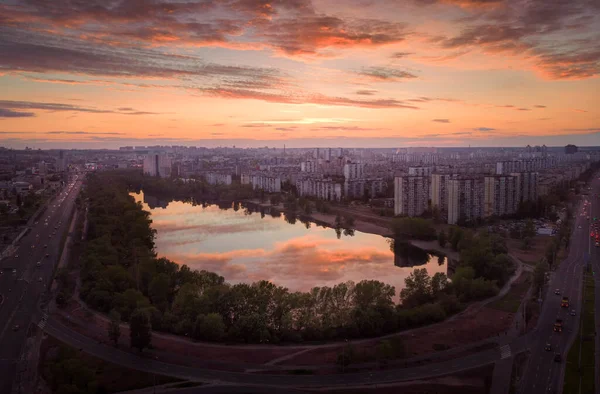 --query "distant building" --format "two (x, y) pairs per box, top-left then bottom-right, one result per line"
(408, 166), (432, 177)
(484, 175), (518, 217)
(143, 152), (172, 178)
(394, 176), (429, 217)
(343, 163), (364, 180)
(447, 177), (484, 225)
(511, 172), (538, 204)
(297, 177), (342, 201)
(430, 173), (453, 217)
(301, 161), (318, 173)
(565, 144), (578, 154)
(205, 172), (232, 186)
(242, 173), (281, 193)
